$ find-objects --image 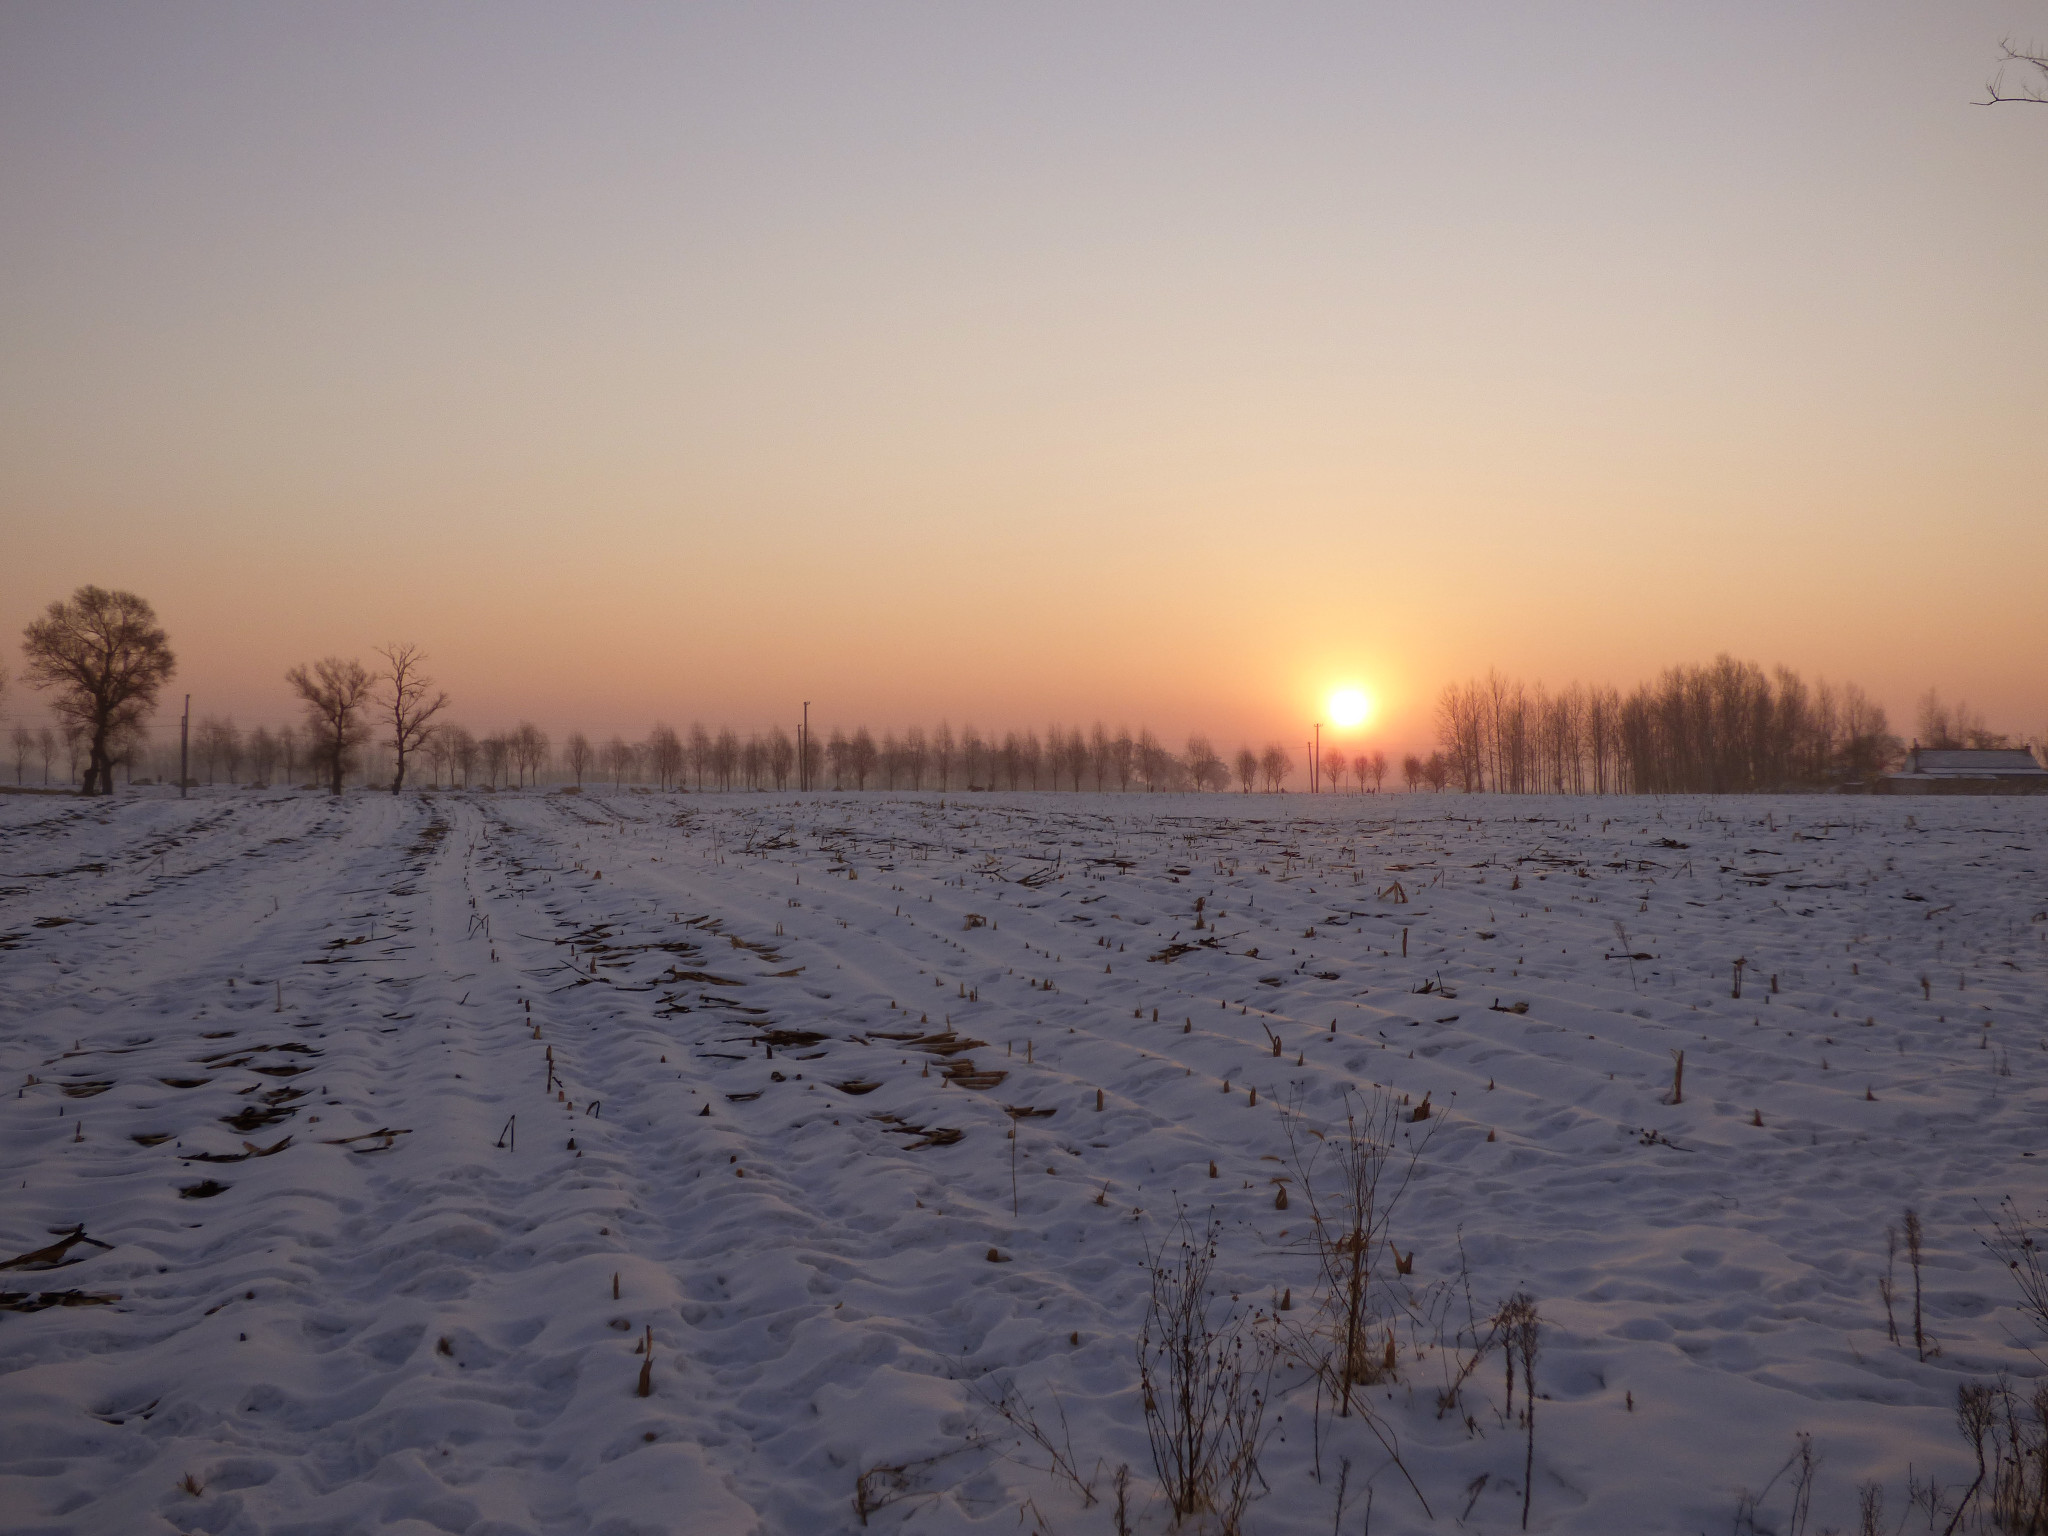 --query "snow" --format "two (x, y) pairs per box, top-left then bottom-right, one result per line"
(1, 788), (2043, 1535)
